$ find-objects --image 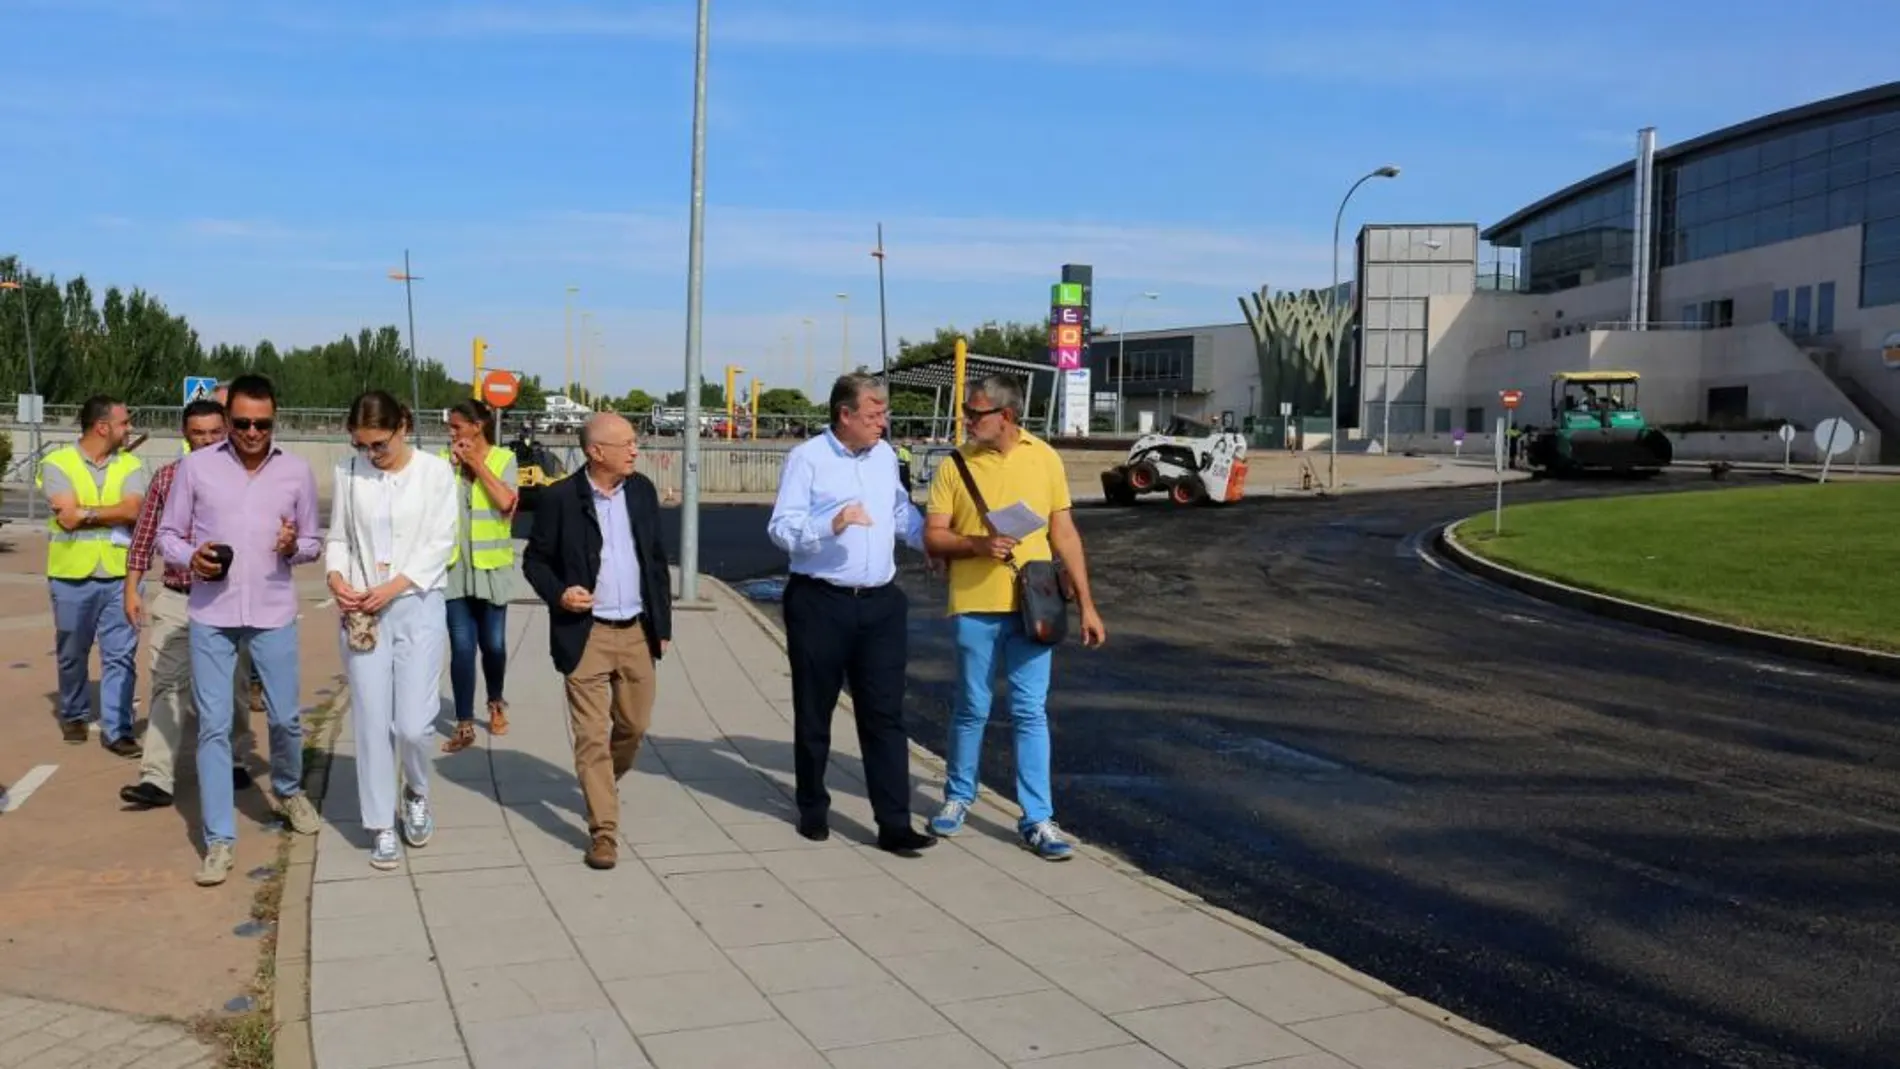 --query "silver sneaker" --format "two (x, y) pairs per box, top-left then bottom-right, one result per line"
(400, 789), (434, 849)
(280, 793), (320, 836)
(370, 829), (402, 870)
(195, 843), (236, 886)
